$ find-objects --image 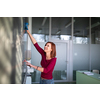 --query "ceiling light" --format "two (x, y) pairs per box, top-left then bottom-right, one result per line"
(42, 17), (47, 26)
(86, 22), (100, 29)
(56, 30), (61, 34)
(74, 31), (80, 34)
